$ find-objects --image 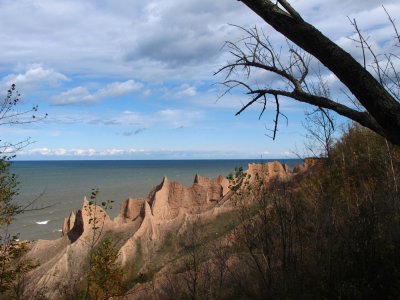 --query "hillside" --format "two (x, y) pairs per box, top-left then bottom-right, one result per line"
(17, 160), (292, 299)
(8, 126), (400, 300)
